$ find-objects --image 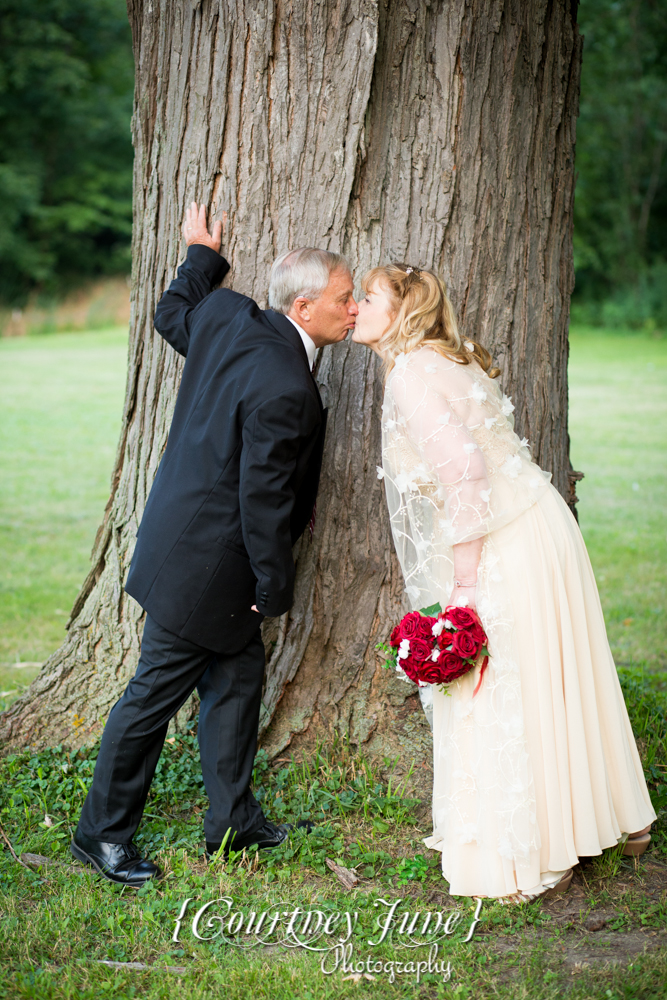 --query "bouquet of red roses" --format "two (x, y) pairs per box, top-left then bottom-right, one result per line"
(380, 603), (489, 695)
